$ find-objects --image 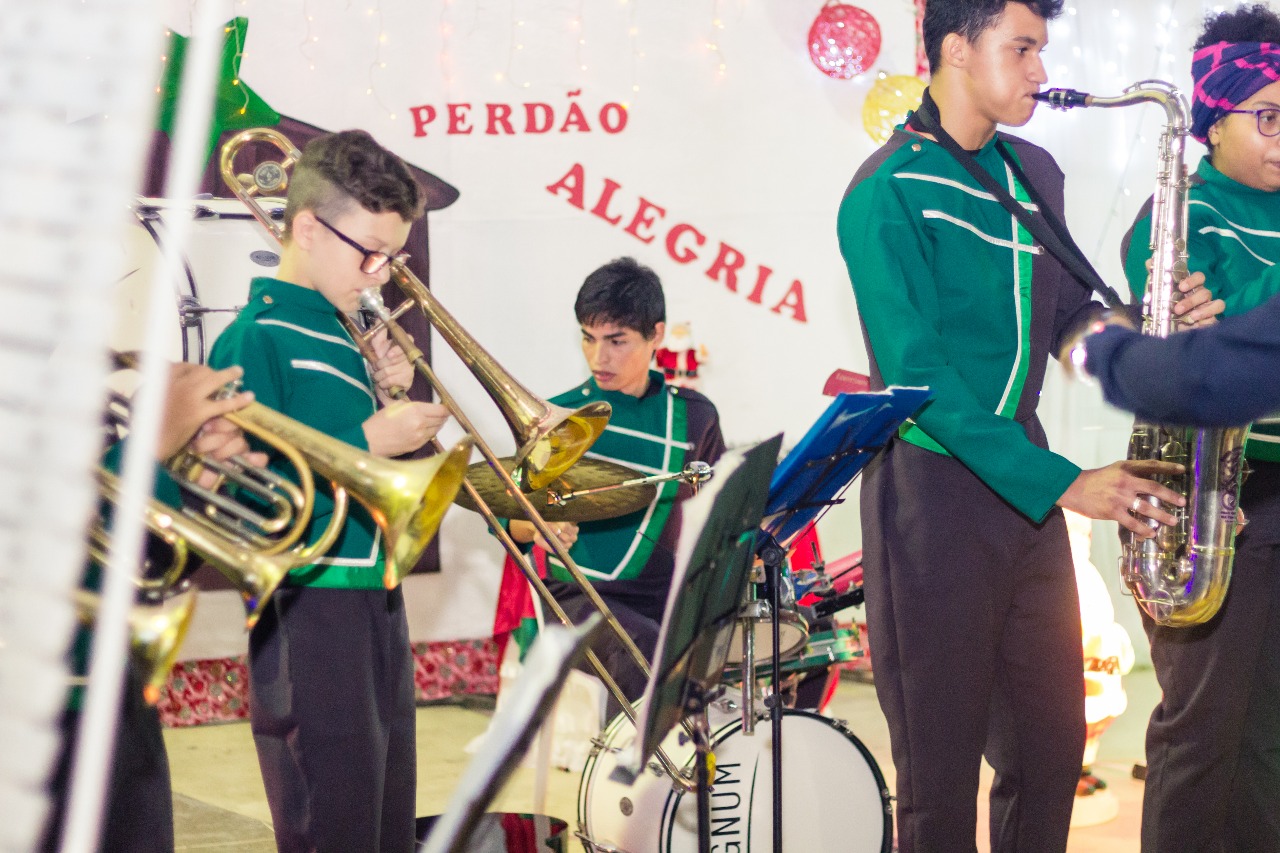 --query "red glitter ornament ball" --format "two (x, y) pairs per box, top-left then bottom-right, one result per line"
(808, 3), (882, 80)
